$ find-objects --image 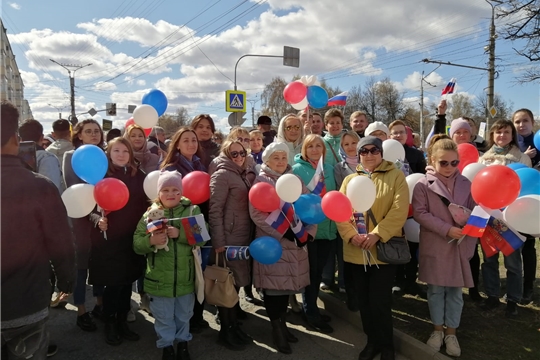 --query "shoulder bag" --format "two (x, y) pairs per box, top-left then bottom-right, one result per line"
(203, 253), (239, 308)
(367, 209), (411, 265)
